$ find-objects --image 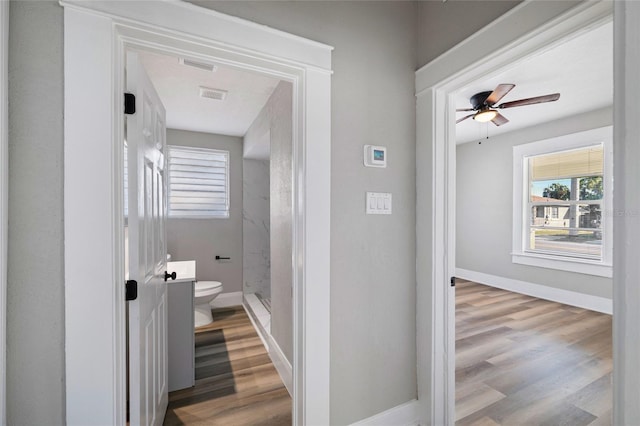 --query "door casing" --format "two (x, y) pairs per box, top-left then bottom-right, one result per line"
(62, 2), (332, 424)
